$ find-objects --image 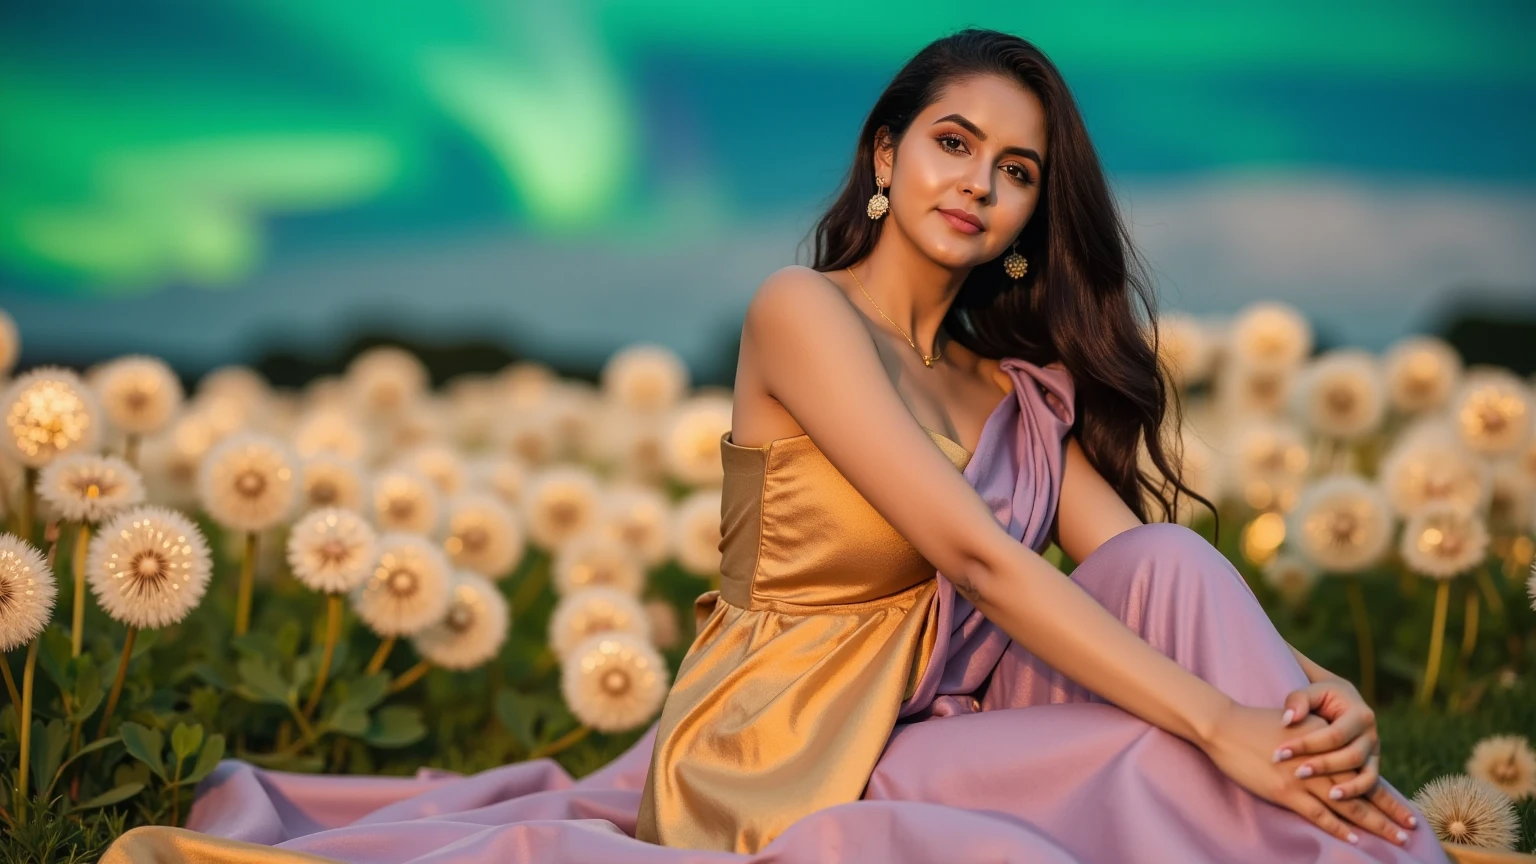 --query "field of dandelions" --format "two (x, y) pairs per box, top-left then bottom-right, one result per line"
(0, 300), (1532, 860)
